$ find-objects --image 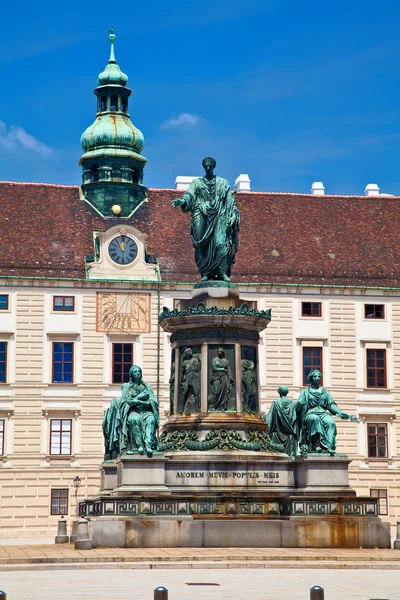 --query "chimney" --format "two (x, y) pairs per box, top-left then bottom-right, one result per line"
(234, 174), (251, 191)
(175, 176), (198, 191)
(364, 183), (380, 196)
(310, 182), (325, 195)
